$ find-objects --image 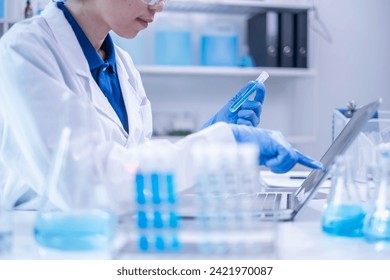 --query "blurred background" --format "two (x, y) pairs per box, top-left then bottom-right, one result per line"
(2, 0), (389, 164)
